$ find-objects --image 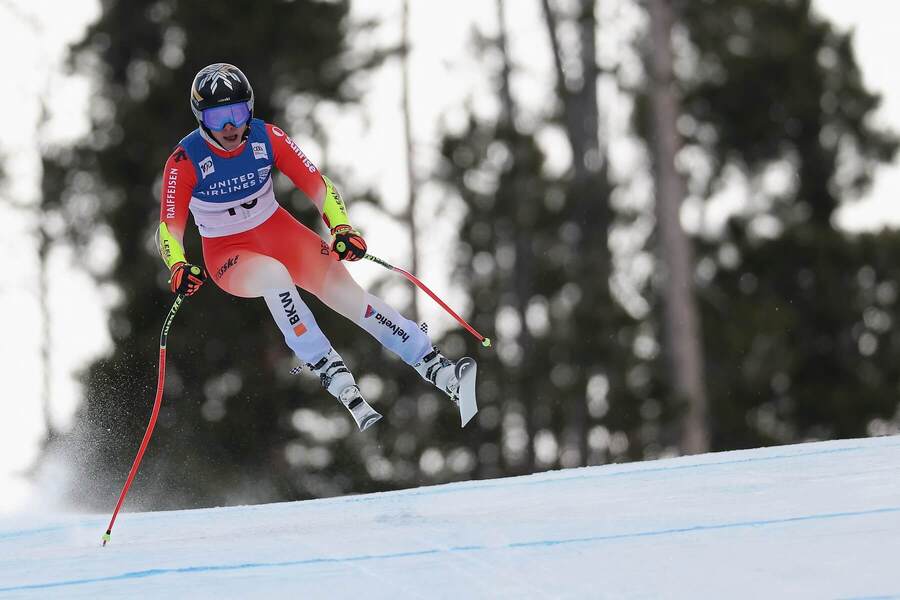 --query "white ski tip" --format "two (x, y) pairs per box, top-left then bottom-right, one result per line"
(457, 360), (478, 427)
(359, 411), (382, 432)
(340, 386), (382, 432)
